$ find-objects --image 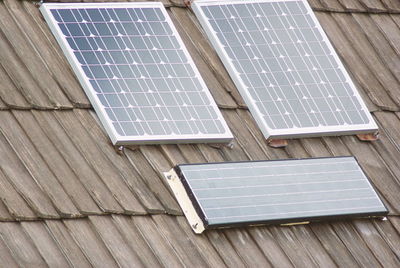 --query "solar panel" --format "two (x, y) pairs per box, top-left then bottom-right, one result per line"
(40, 2), (233, 145)
(165, 157), (387, 233)
(192, 0), (378, 140)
